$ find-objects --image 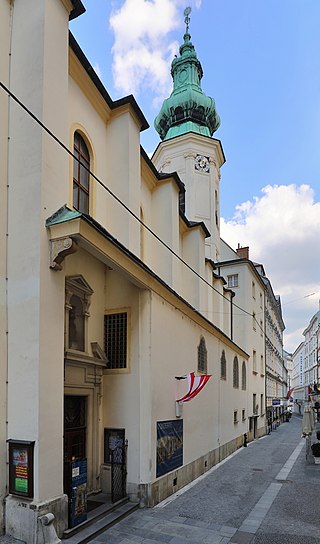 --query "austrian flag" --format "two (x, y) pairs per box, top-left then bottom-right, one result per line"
(176, 372), (212, 403)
